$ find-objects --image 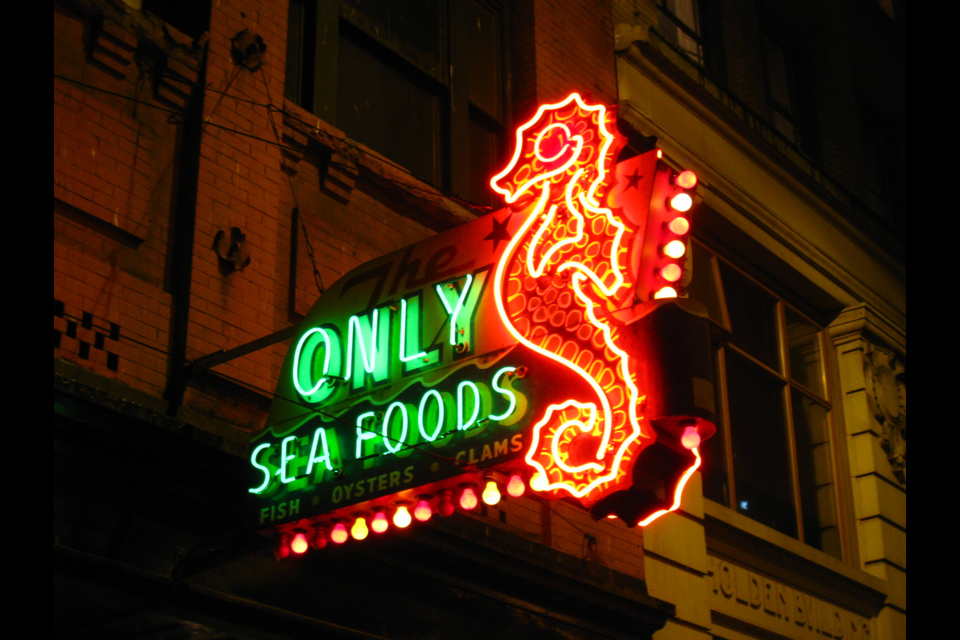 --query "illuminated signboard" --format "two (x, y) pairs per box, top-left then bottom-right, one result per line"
(250, 94), (717, 555)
